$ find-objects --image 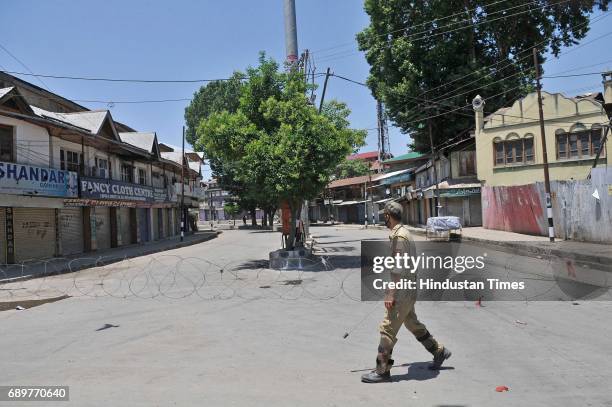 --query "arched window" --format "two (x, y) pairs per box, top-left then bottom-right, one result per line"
(493, 134), (535, 166)
(524, 134), (535, 163)
(556, 124), (602, 160)
(493, 137), (504, 166)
